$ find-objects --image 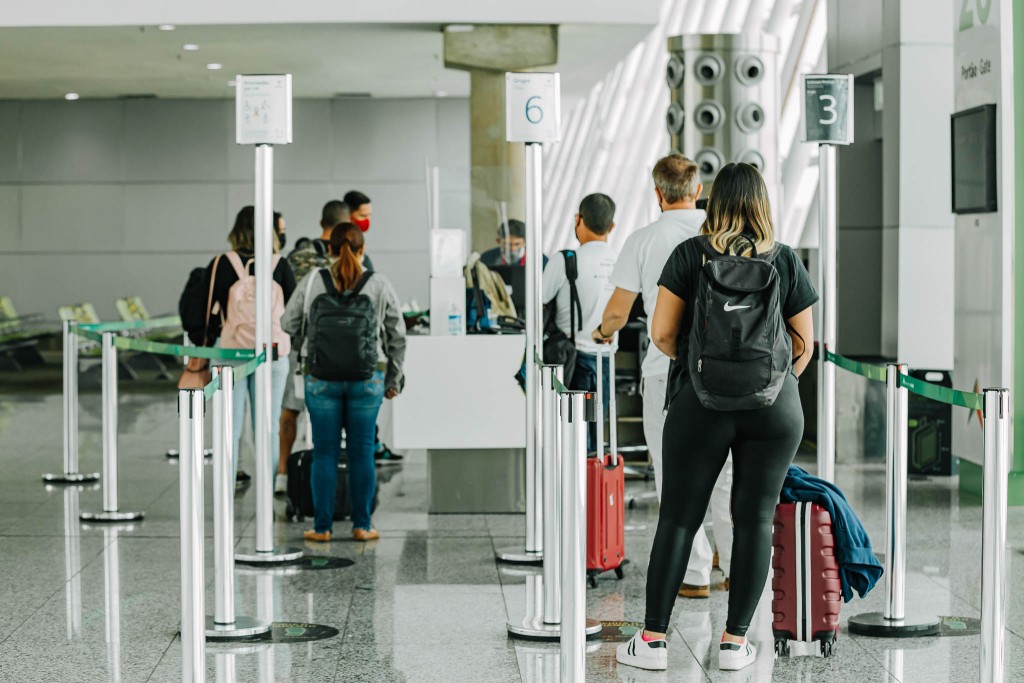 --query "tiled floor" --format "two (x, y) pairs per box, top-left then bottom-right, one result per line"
(1, 384), (1022, 682)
